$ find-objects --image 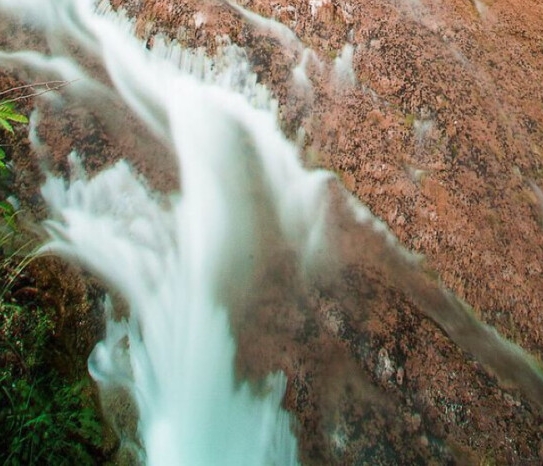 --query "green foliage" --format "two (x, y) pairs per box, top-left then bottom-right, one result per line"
(0, 299), (103, 465)
(0, 99), (27, 229)
(0, 93), (103, 464)
(0, 146), (7, 169)
(0, 199), (16, 231)
(0, 101), (28, 135)
(1, 373), (102, 465)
